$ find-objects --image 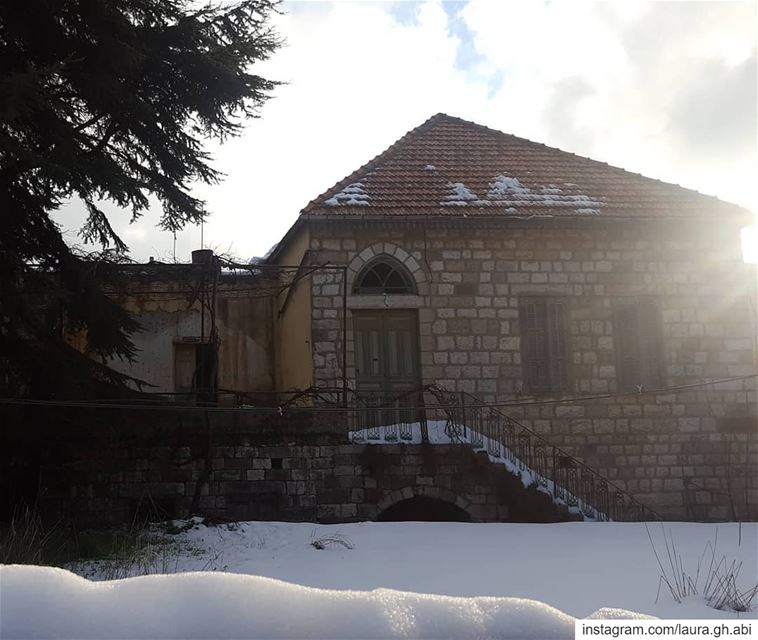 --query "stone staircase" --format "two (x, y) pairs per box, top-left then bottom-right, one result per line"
(350, 385), (660, 522)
